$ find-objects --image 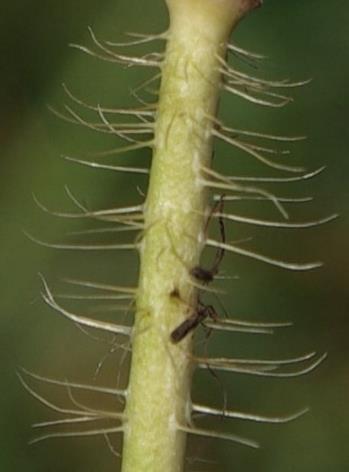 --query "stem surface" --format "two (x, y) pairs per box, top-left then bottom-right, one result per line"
(121, 1), (259, 471)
